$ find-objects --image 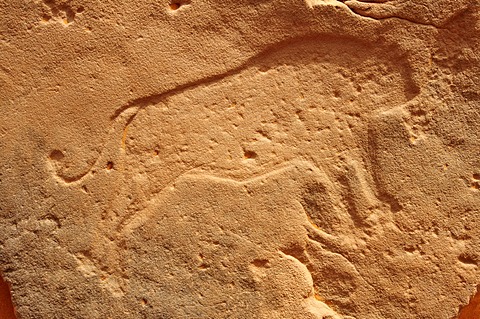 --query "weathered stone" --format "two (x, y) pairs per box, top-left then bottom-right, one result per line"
(0, 0), (479, 318)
